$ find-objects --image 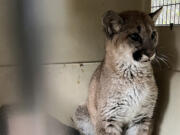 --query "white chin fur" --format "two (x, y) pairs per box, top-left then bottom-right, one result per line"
(140, 53), (156, 62)
(150, 53), (156, 60)
(140, 54), (150, 62)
